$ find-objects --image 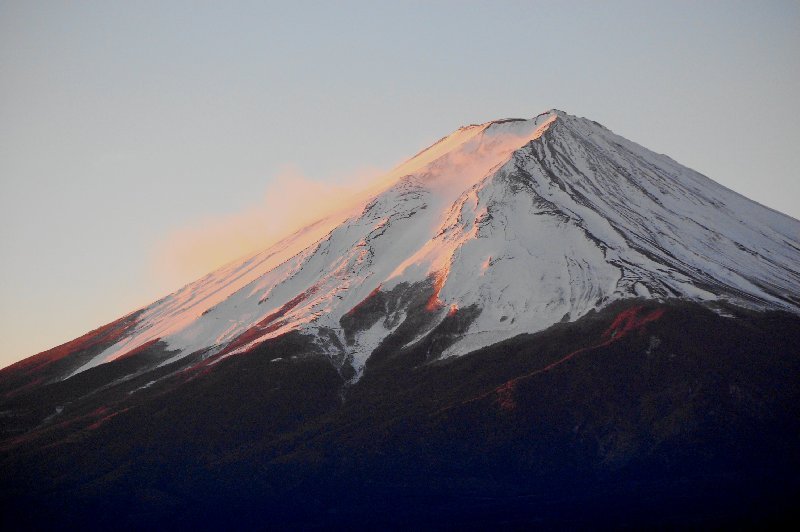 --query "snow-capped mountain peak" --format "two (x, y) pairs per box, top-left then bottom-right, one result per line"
(50, 109), (800, 380)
